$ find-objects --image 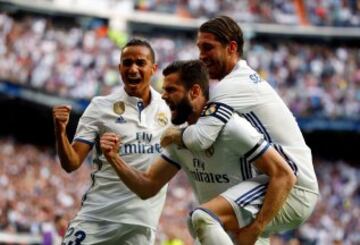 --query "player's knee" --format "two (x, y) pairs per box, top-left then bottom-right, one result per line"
(190, 208), (223, 233)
